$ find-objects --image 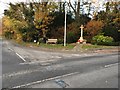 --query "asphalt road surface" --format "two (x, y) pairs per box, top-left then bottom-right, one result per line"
(1, 40), (119, 89)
